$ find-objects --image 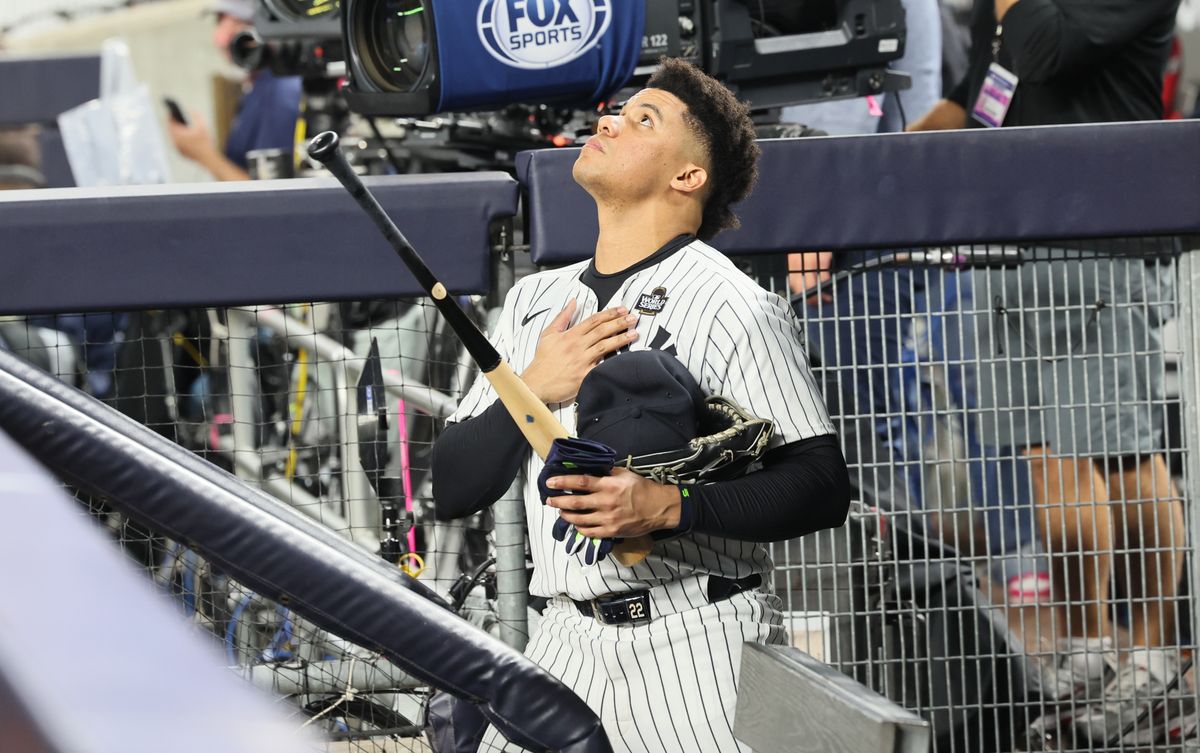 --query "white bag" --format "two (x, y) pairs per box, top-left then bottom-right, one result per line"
(57, 38), (172, 187)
